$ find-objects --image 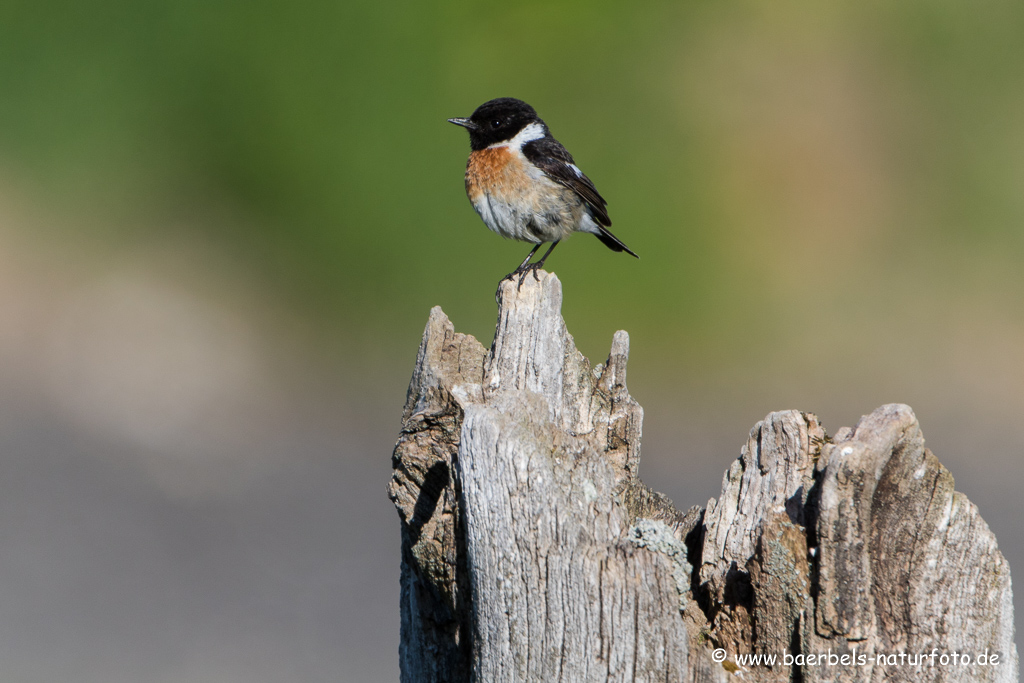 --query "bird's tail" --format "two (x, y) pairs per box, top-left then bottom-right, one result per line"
(595, 226), (639, 258)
